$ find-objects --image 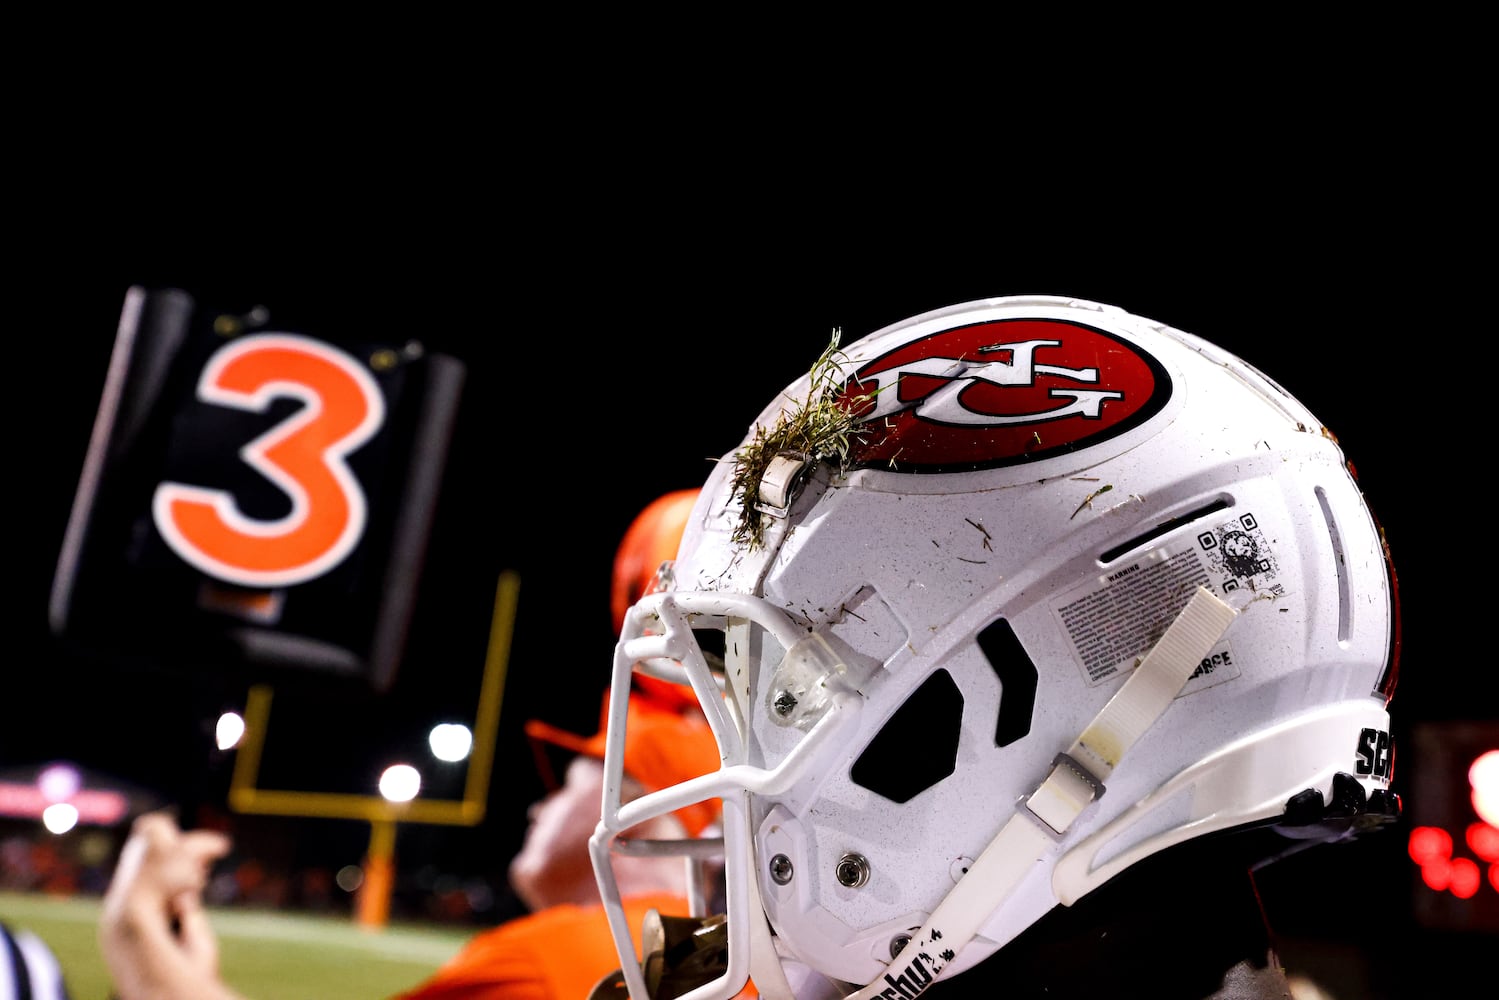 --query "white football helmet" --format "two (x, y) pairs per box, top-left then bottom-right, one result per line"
(589, 295), (1400, 1000)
